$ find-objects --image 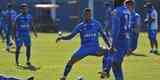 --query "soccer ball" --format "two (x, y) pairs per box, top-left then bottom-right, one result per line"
(58, 31), (62, 37)
(77, 76), (84, 80)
